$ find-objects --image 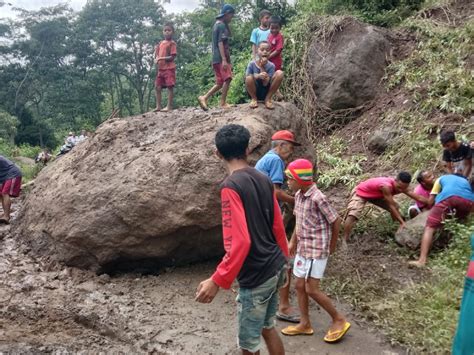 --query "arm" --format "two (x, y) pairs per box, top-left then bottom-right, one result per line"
(329, 217), (341, 254)
(381, 185), (405, 225)
(274, 184), (295, 205)
(404, 190), (430, 205)
(288, 228), (297, 257)
(272, 193), (289, 257)
(426, 194), (436, 208)
(462, 158), (472, 178)
(165, 42), (177, 62)
(218, 41), (228, 69)
(252, 44), (257, 59)
(444, 161), (454, 174)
